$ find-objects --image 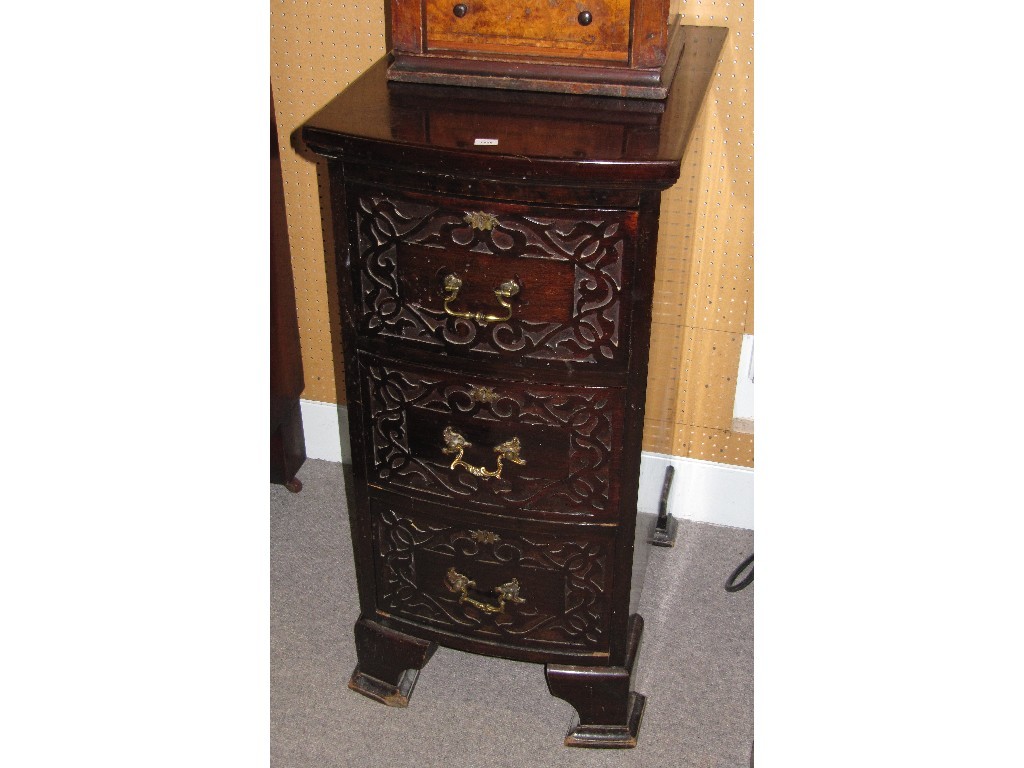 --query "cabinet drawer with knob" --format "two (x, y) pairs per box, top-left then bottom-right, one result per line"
(388, 0), (683, 97)
(424, 0), (630, 63)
